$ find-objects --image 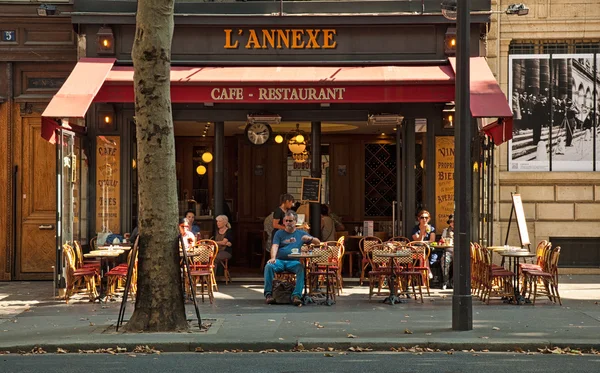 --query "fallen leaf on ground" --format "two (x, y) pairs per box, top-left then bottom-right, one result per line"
(31, 347), (46, 354)
(327, 347), (335, 351)
(404, 329), (413, 334)
(133, 345), (161, 354)
(116, 347), (127, 353)
(259, 349), (280, 353)
(268, 319), (276, 322)
(295, 342), (305, 351)
(347, 334), (358, 338)
(128, 354), (136, 358)
(324, 353), (334, 357)
(56, 348), (68, 354)
(480, 336), (489, 339)
(425, 333), (432, 336)
(0, 351), (10, 355)
(195, 347), (204, 352)
(492, 327), (500, 331)
(348, 346), (373, 352)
